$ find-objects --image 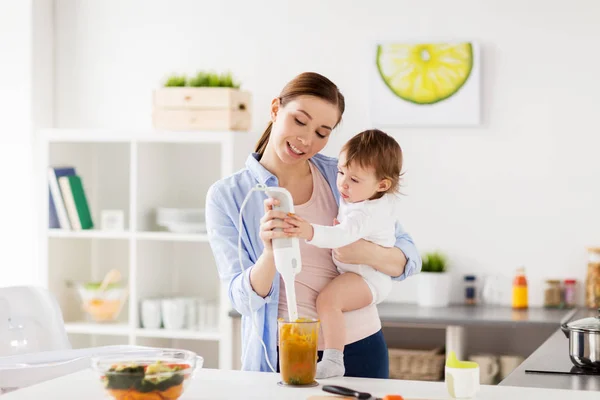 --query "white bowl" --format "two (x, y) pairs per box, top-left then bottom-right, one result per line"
(156, 208), (204, 229)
